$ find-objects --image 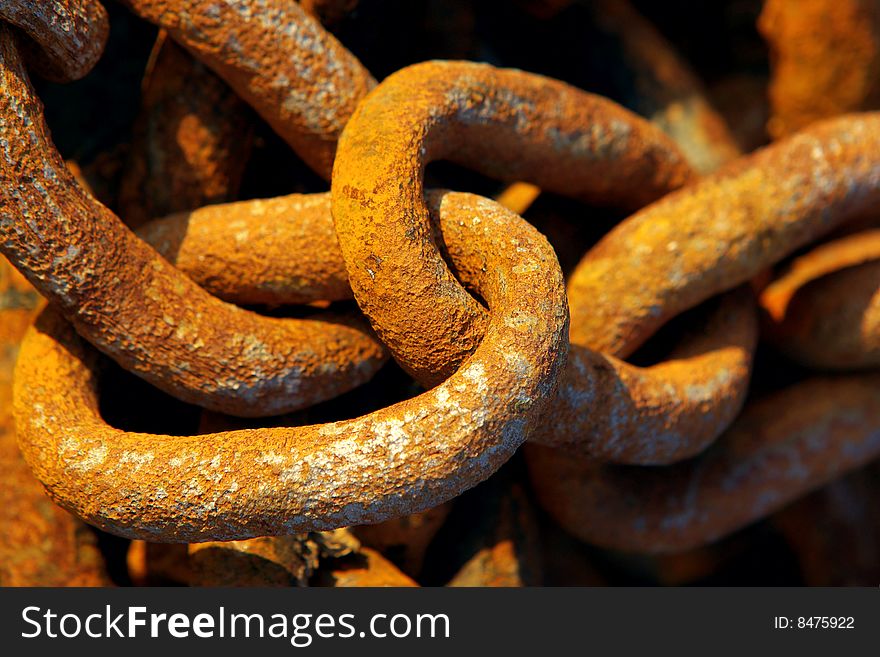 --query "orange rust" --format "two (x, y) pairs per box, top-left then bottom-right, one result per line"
(494, 182), (542, 216)
(139, 192), (756, 464)
(186, 530), (358, 586)
(320, 547), (419, 587)
(585, 0), (741, 174)
(118, 32), (254, 229)
(127, 541), (191, 586)
(527, 374), (880, 553)
(332, 59), (695, 385)
(0, 31), (385, 416)
(0, 255), (109, 586)
(760, 230), (880, 369)
(330, 59), (755, 463)
(760, 0), (880, 138)
(137, 194), (353, 306)
(568, 114), (880, 360)
(529, 288), (757, 464)
(120, 0), (375, 178)
(13, 191), (568, 542)
(0, 0), (108, 81)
